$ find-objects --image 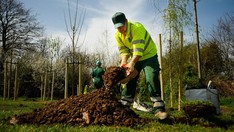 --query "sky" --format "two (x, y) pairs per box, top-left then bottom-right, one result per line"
(19, 0), (234, 54)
